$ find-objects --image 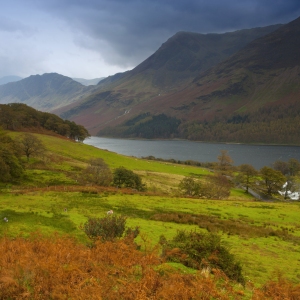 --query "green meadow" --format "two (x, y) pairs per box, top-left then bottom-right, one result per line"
(1, 132), (300, 287)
